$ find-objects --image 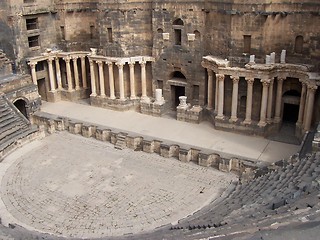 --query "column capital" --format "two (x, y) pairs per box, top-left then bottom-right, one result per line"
(96, 60), (103, 66)
(139, 60), (146, 66)
(47, 57), (54, 62)
(89, 59), (95, 66)
(106, 61), (113, 67)
(277, 77), (285, 83)
(28, 61), (37, 68)
(216, 74), (224, 81)
(261, 79), (271, 86)
(129, 61), (135, 67)
(63, 56), (71, 63)
(231, 76), (239, 83)
(207, 69), (213, 77)
(71, 56), (79, 60)
(80, 56), (86, 60)
(116, 62), (124, 68)
(246, 77), (254, 85)
(307, 84), (318, 92)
